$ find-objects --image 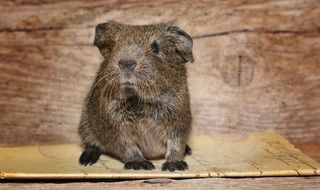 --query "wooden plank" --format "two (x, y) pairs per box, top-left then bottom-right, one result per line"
(190, 32), (320, 144)
(0, 0), (319, 145)
(295, 142), (320, 163)
(0, 0), (319, 46)
(0, 46), (100, 144)
(1, 177), (320, 190)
